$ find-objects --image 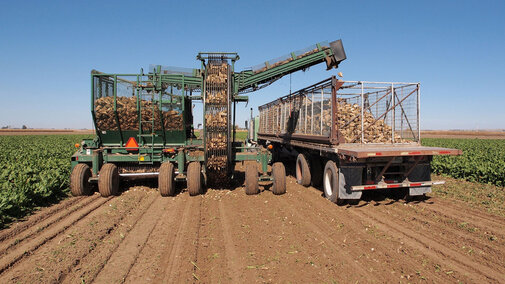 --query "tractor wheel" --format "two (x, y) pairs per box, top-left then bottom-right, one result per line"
(98, 163), (119, 197)
(187, 162), (202, 196)
(323, 160), (344, 205)
(159, 162), (175, 197)
(245, 162), (259, 195)
(272, 162), (286, 195)
(310, 156), (323, 187)
(296, 154), (311, 186)
(70, 164), (93, 196)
